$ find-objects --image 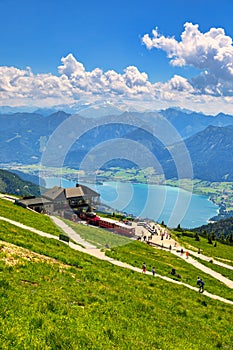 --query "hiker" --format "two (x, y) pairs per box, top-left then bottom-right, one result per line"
(180, 248), (184, 255)
(171, 268), (176, 275)
(186, 251), (189, 259)
(152, 267), (155, 276)
(171, 268), (181, 278)
(199, 279), (205, 293)
(142, 263), (146, 273)
(197, 277), (201, 286)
